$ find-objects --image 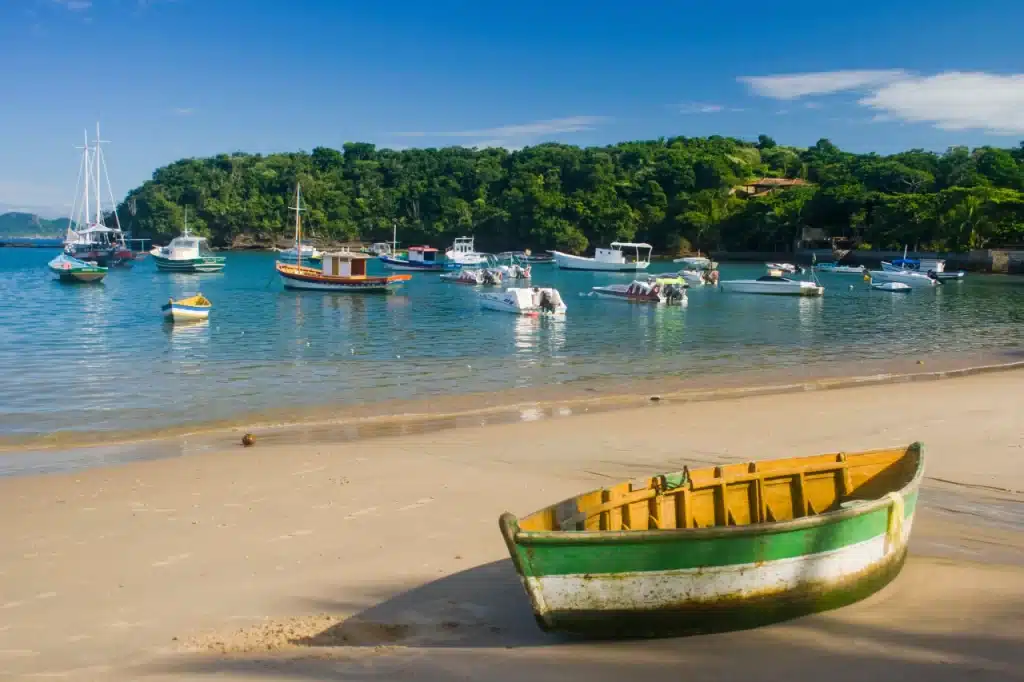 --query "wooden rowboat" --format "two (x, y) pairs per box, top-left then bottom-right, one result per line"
(161, 294), (212, 322)
(499, 442), (924, 637)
